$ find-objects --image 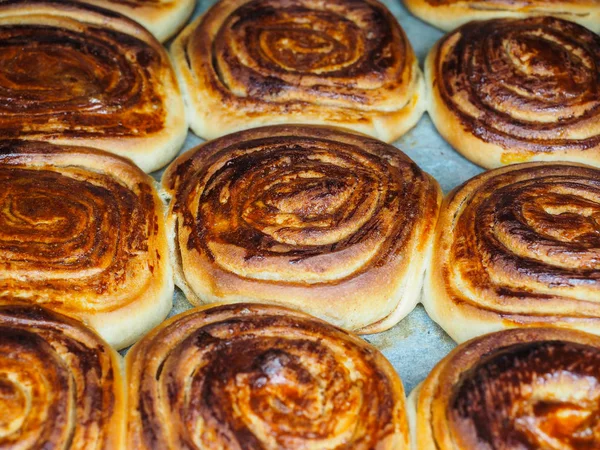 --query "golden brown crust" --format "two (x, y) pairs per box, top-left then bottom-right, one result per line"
(0, 304), (125, 449)
(170, 0), (425, 142)
(426, 17), (600, 169)
(424, 162), (600, 343)
(75, 0), (195, 42)
(404, 0), (600, 32)
(411, 327), (600, 449)
(162, 125), (441, 334)
(126, 303), (409, 449)
(0, 0), (187, 172)
(0, 140), (173, 349)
